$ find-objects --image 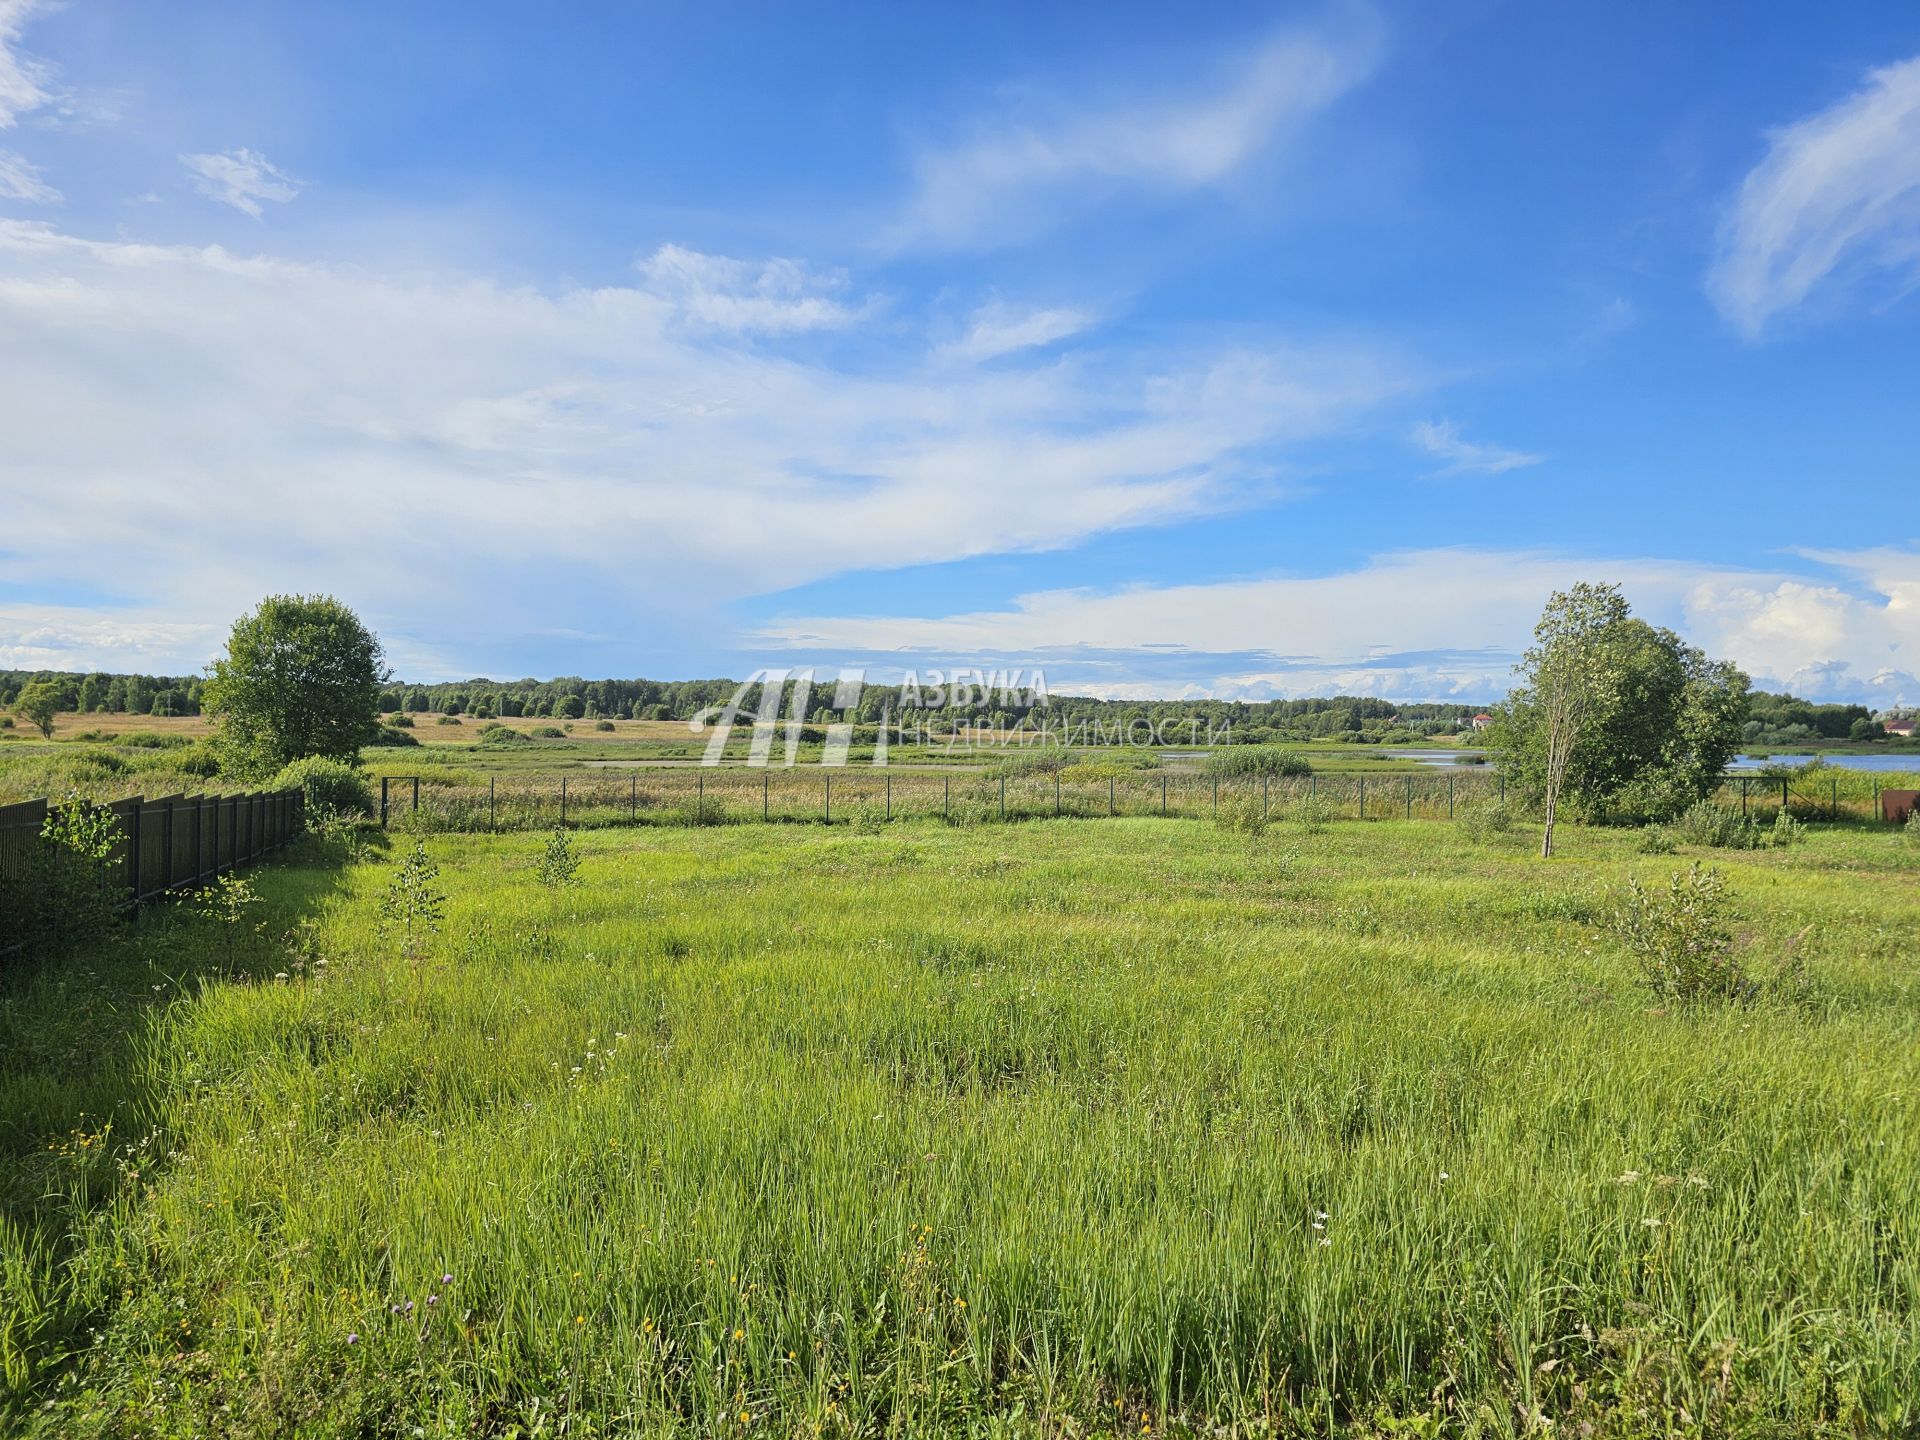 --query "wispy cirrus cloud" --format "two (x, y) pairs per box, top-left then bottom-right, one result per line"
(891, 12), (1380, 250)
(0, 0), (54, 129)
(0, 146), (54, 202)
(938, 299), (1096, 362)
(1410, 418), (1541, 477)
(1709, 53), (1920, 337)
(181, 148), (300, 218)
(634, 244), (868, 334)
